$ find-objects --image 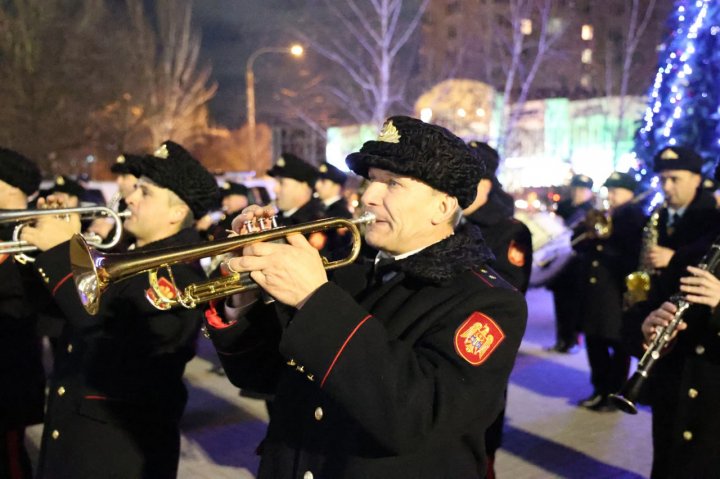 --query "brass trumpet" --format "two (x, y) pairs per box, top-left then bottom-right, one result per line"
(0, 206), (130, 263)
(71, 212), (376, 315)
